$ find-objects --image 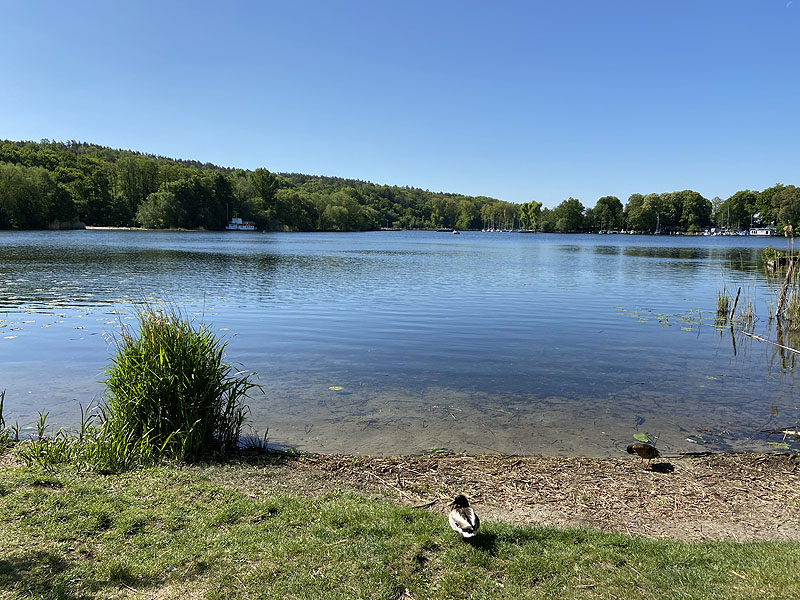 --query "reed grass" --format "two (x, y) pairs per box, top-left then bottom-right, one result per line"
(716, 288), (731, 321)
(14, 400), (173, 472)
(785, 282), (800, 330)
(0, 389), (11, 453)
(103, 306), (260, 461)
(14, 306), (261, 472)
(740, 299), (756, 329)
